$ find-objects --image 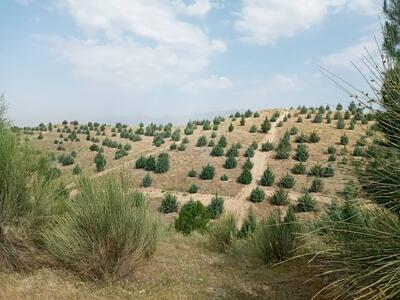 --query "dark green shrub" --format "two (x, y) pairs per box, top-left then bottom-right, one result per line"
(228, 123), (234, 132)
(279, 173), (295, 189)
(220, 174), (228, 181)
(142, 173), (152, 188)
(175, 200), (209, 235)
(261, 167), (275, 186)
(207, 195), (224, 219)
(178, 143), (186, 151)
(135, 155), (146, 169)
(296, 116), (303, 123)
(291, 162), (306, 174)
(296, 192), (316, 212)
(261, 141), (274, 152)
(294, 143), (309, 162)
(200, 164), (215, 180)
(59, 154), (74, 166)
(94, 153), (106, 172)
(226, 145), (239, 157)
(261, 117), (271, 133)
(171, 129), (181, 142)
(237, 168), (252, 184)
(243, 158), (254, 170)
(210, 145), (224, 157)
(295, 133), (309, 143)
(159, 193), (178, 213)
(208, 139), (215, 147)
(144, 156), (156, 171)
(309, 178), (324, 193)
(188, 169), (197, 177)
(250, 187), (265, 203)
(353, 146), (364, 157)
(270, 187), (288, 206)
(187, 184), (199, 194)
(309, 131), (320, 143)
(115, 148), (128, 160)
(337, 118), (345, 129)
(290, 126), (298, 135)
(249, 124), (257, 133)
(170, 142), (177, 150)
(340, 134), (349, 145)
(245, 146), (255, 158)
(327, 145), (337, 154)
(309, 163), (324, 177)
(72, 164), (81, 175)
(217, 135), (227, 148)
(196, 135), (207, 147)
(155, 153), (170, 173)
(224, 155), (237, 169)
(313, 113), (323, 123)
